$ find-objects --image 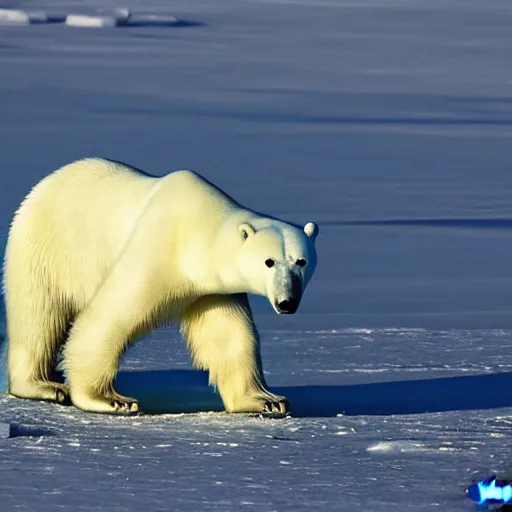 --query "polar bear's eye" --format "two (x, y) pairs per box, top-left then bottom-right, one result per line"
(296, 258), (307, 267)
(265, 259), (275, 268)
